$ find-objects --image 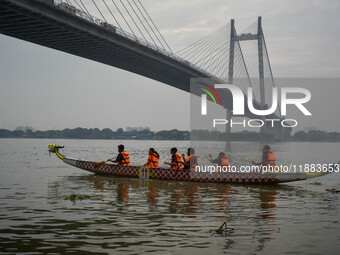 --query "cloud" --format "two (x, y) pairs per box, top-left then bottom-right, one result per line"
(142, 0), (340, 77)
